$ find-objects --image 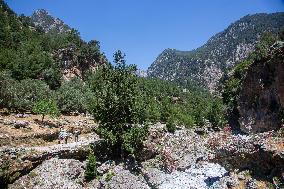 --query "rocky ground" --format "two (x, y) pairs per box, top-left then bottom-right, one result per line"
(1, 113), (283, 189)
